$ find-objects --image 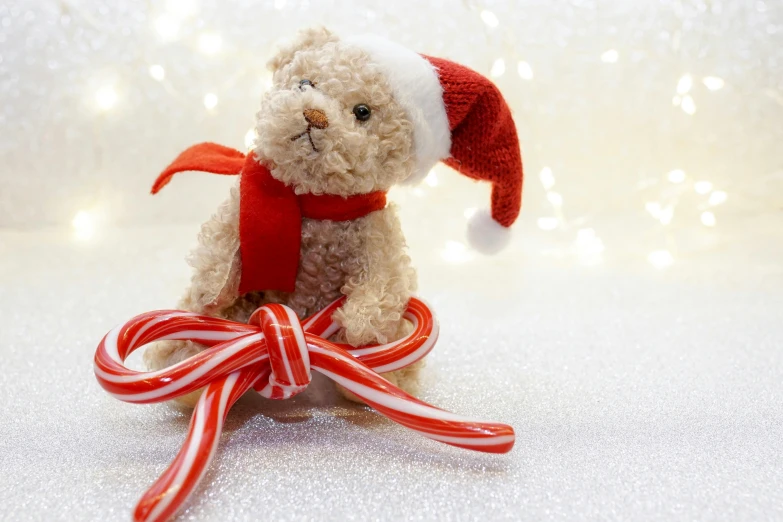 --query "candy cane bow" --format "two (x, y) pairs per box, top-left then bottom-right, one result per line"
(94, 298), (515, 522)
